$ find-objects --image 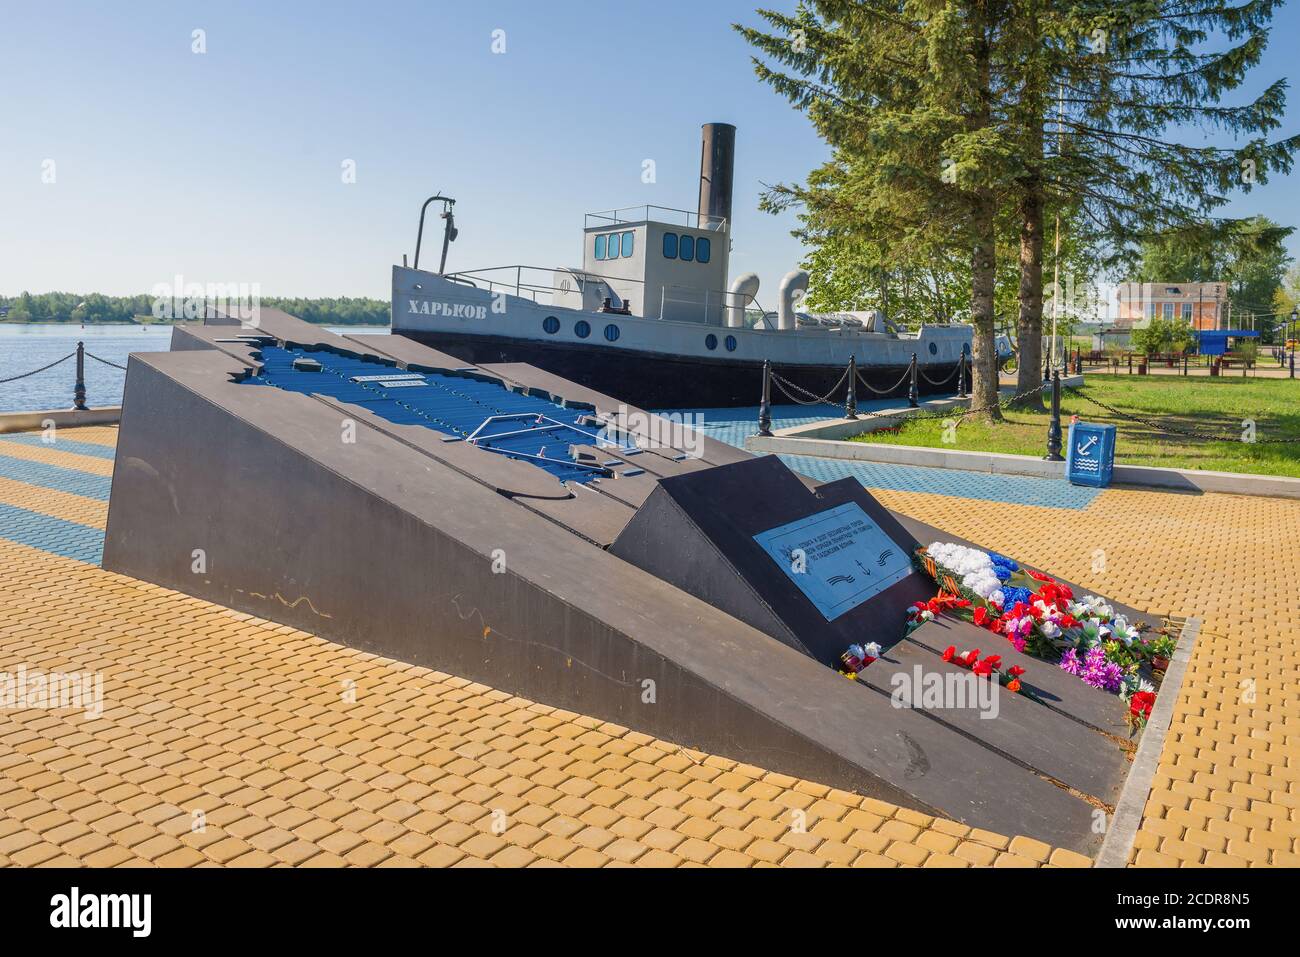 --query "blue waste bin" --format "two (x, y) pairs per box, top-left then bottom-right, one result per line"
(1065, 422), (1116, 488)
